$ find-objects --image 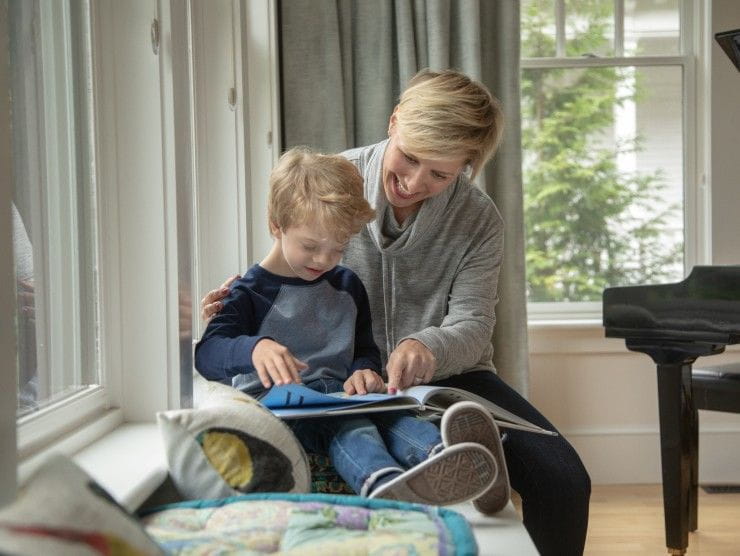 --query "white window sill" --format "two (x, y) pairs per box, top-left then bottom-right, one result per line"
(18, 415), (168, 513)
(73, 423), (168, 512)
(528, 318), (602, 330)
